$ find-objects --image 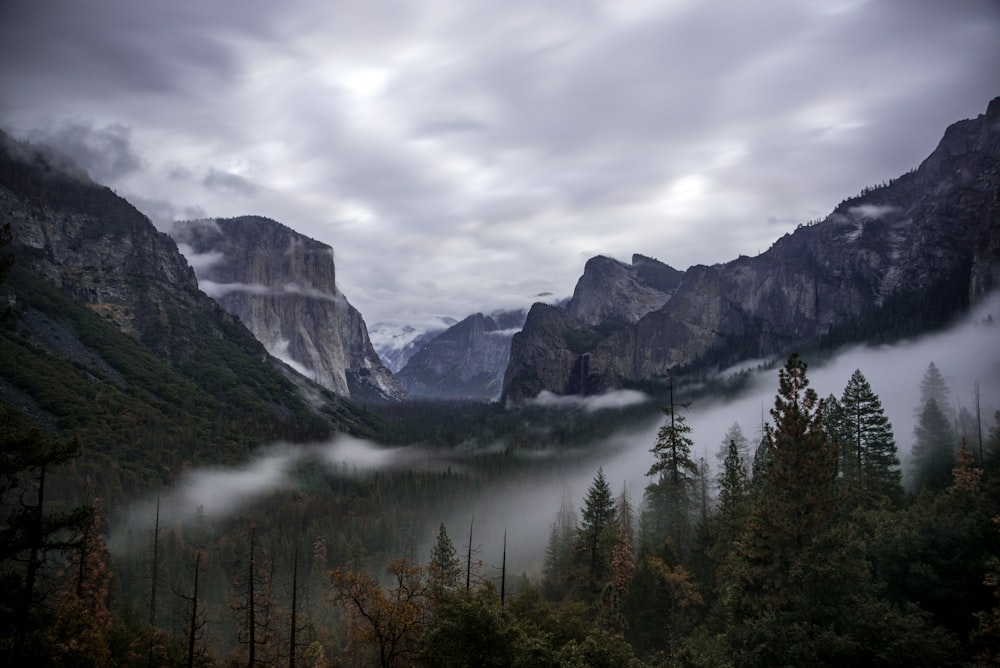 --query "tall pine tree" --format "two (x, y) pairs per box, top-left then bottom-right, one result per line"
(573, 468), (618, 603)
(643, 382), (698, 556)
(730, 354), (838, 618)
(838, 369), (902, 506)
